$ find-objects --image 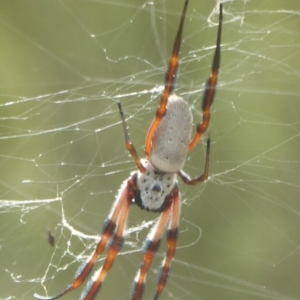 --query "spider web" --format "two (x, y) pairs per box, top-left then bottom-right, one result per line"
(0, 0), (299, 299)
